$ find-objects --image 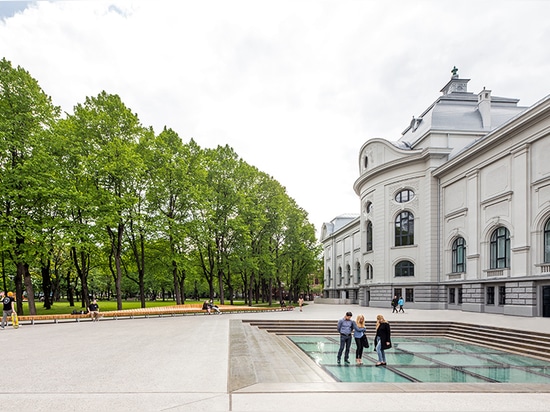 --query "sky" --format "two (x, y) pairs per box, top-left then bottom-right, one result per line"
(1, 0), (550, 238)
